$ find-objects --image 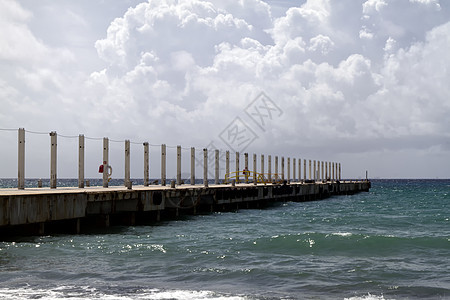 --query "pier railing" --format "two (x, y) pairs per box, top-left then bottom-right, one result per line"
(5, 128), (343, 189)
